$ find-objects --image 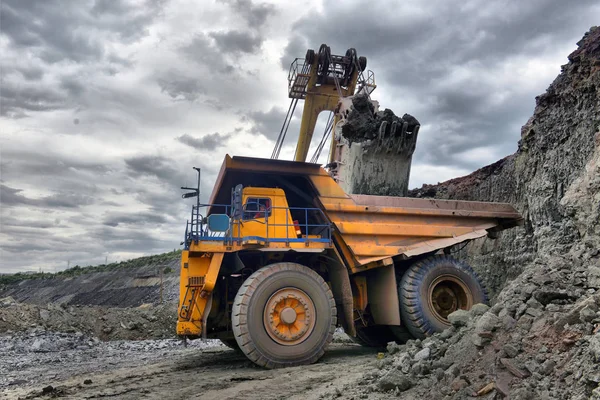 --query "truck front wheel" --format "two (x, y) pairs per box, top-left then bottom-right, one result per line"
(232, 263), (337, 368)
(220, 338), (240, 350)
(399, 256), (488, 339)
